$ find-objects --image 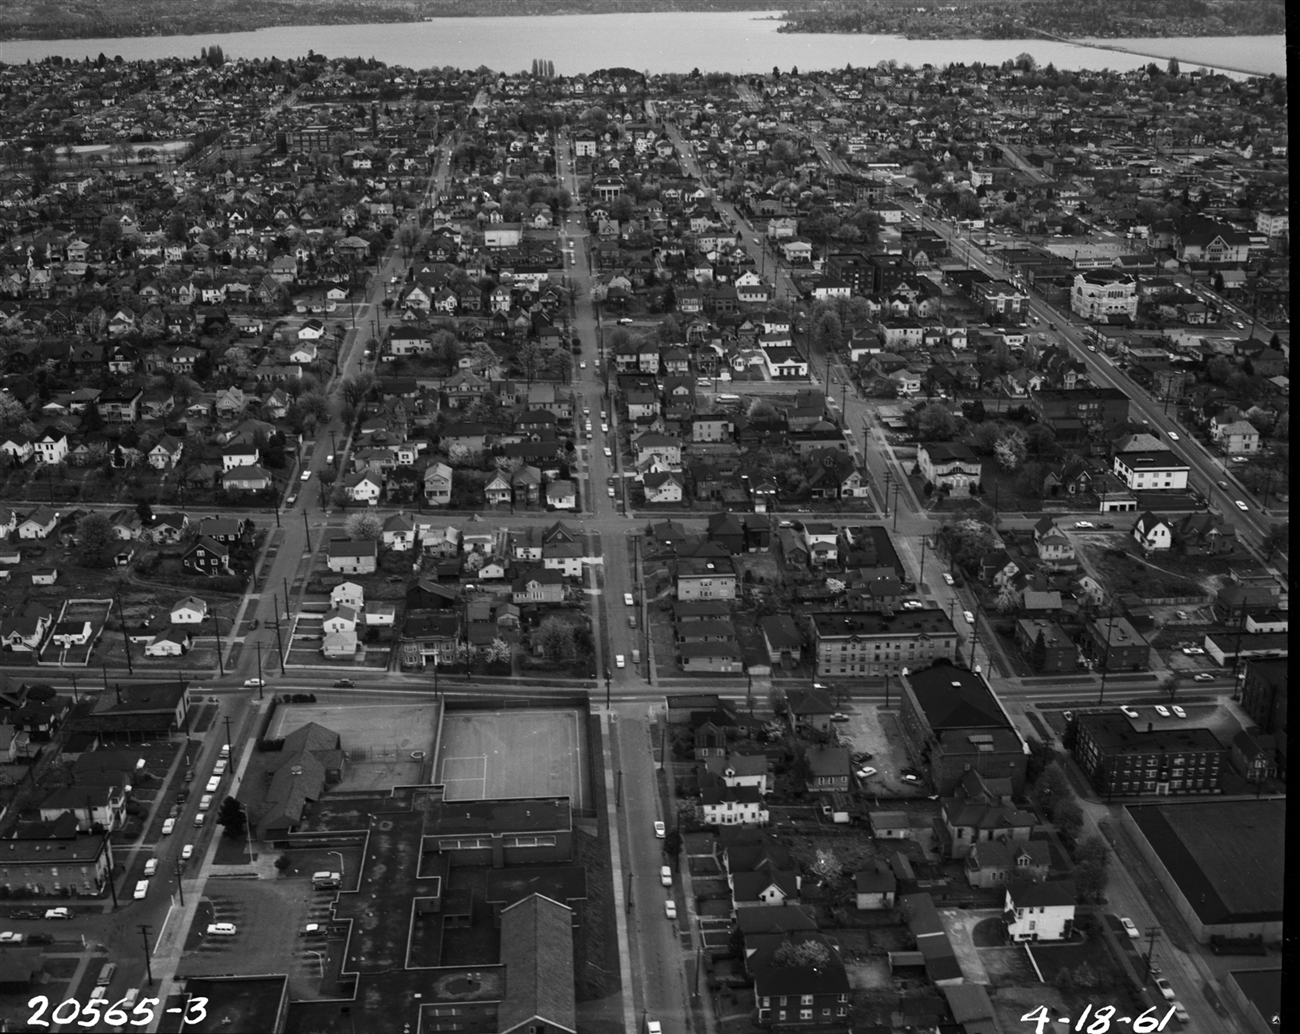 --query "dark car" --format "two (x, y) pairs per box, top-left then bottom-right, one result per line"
(1098, 522), (1114, 529)
(26, 933), (54, 945)
(176, 789), (190, 804)
(333, 679), (355, 688)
